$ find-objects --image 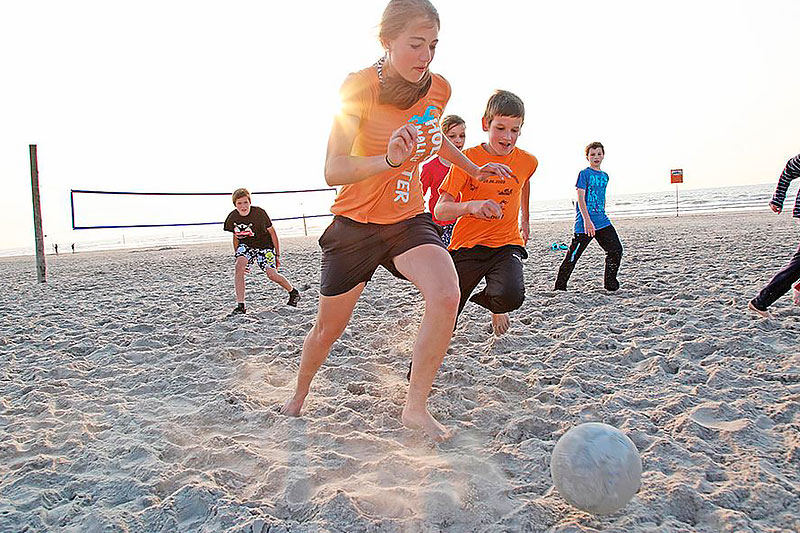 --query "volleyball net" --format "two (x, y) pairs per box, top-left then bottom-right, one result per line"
(70, 188), (338, 232)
